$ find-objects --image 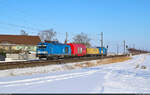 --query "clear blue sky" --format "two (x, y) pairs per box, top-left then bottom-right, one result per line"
(0, 0), (150, 53)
